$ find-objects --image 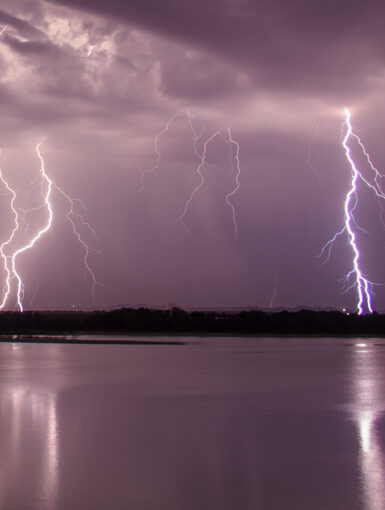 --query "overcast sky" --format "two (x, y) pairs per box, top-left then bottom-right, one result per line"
(1, 0), (385, 312)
